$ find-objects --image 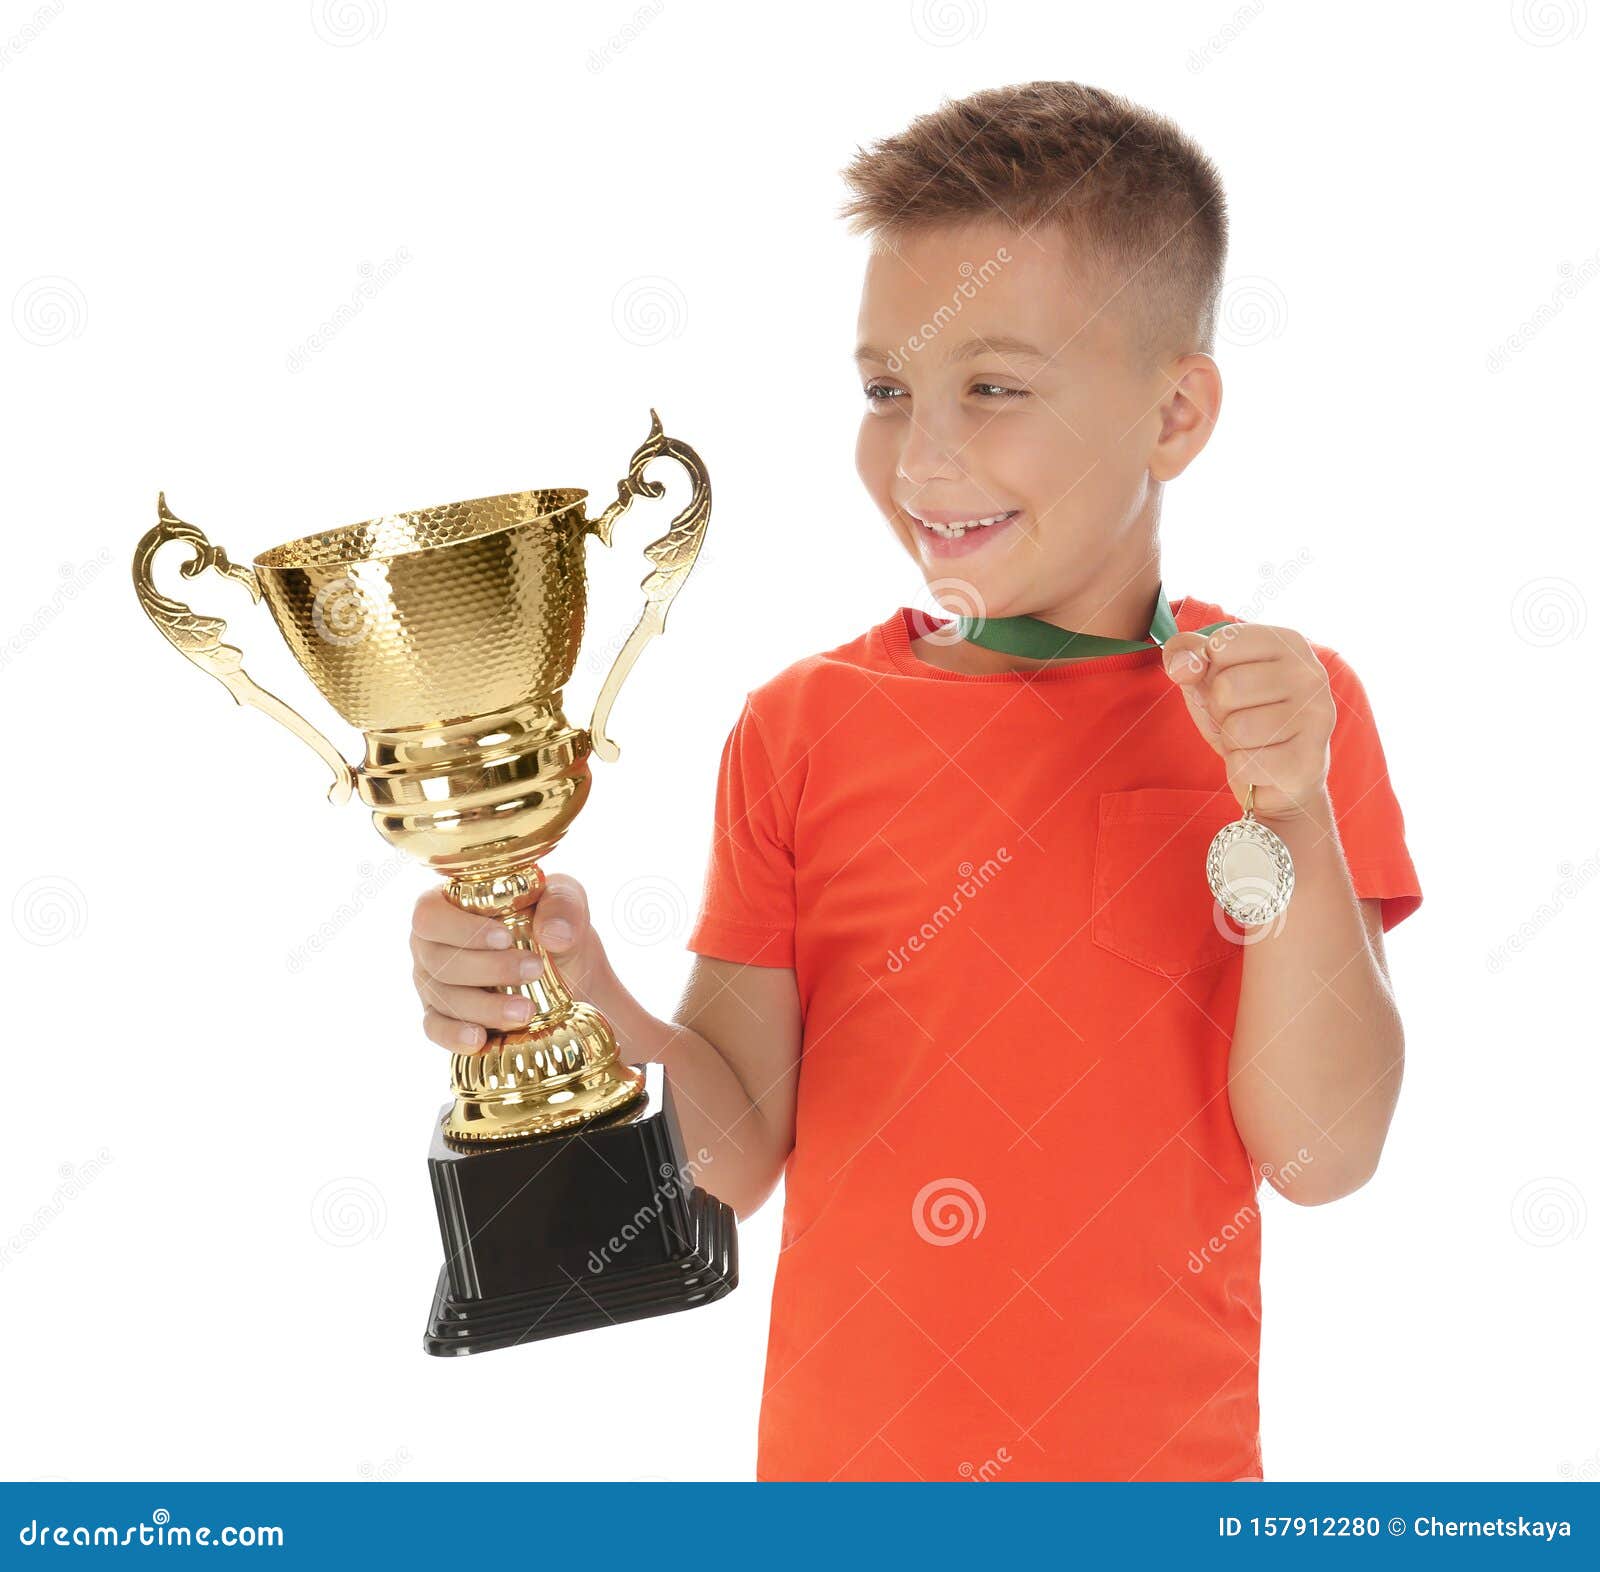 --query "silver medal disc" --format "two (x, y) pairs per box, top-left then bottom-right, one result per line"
(1206, 809), (1294, 926)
